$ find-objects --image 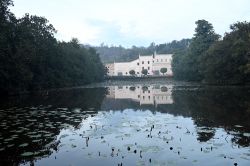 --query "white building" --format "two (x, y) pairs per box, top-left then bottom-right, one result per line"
(106, 85), (173, 106)
(105, 52), (173, 77)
